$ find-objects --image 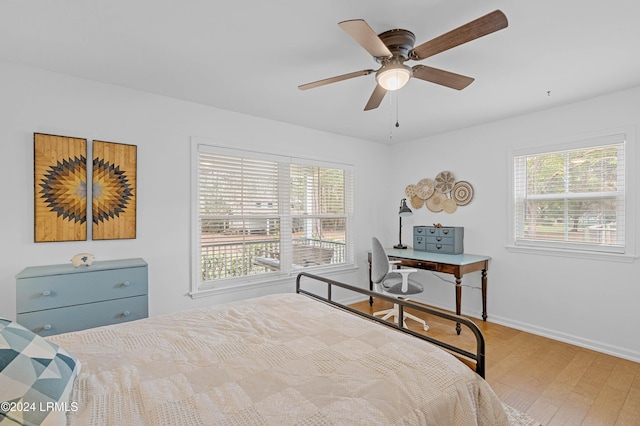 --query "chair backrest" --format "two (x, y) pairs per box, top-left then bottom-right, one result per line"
(371, 237), (389, 284)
